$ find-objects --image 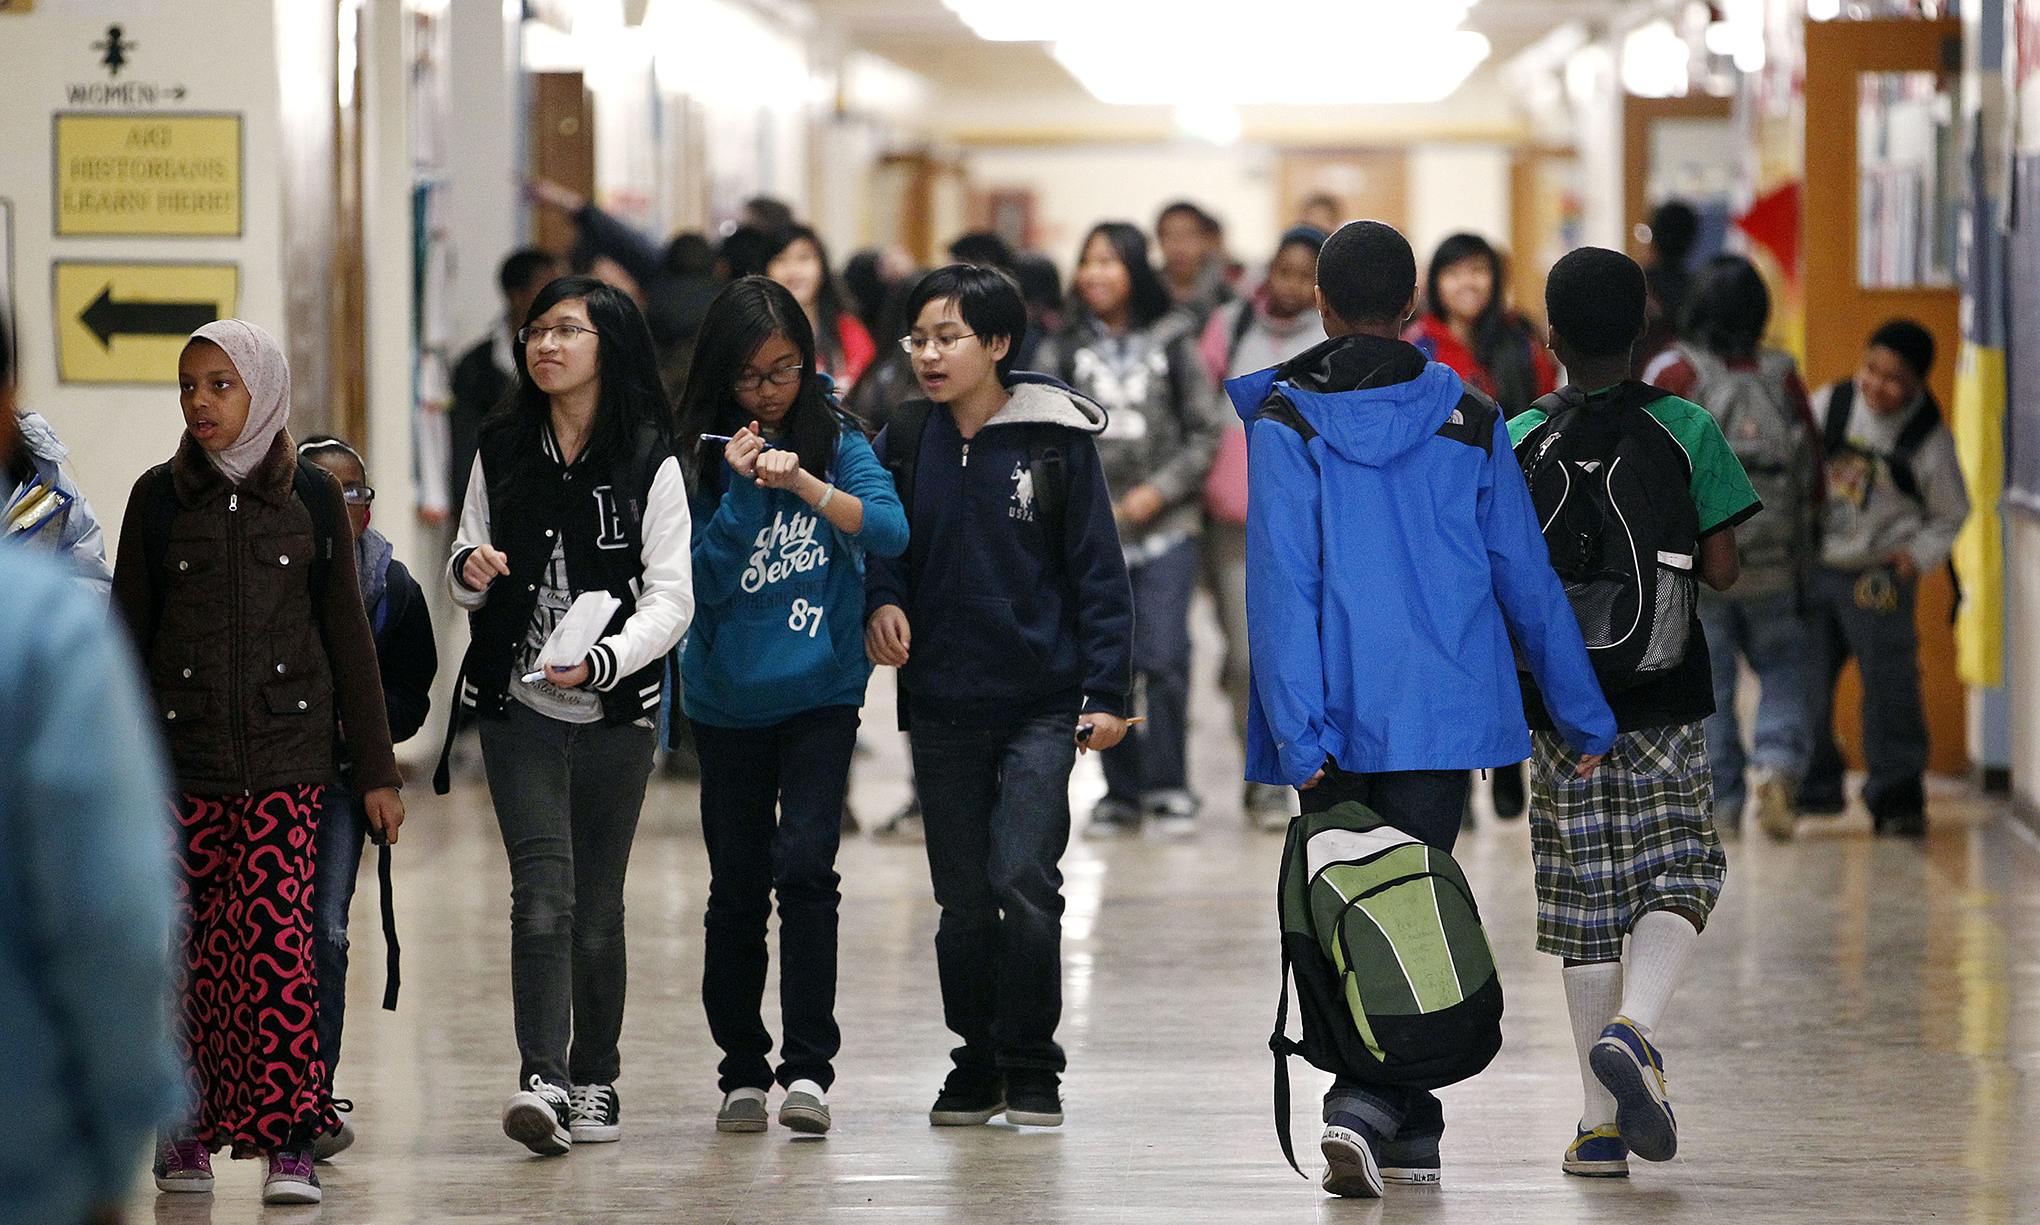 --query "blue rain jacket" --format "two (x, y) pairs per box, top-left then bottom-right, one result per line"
(1228, 335), (1615, 785)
